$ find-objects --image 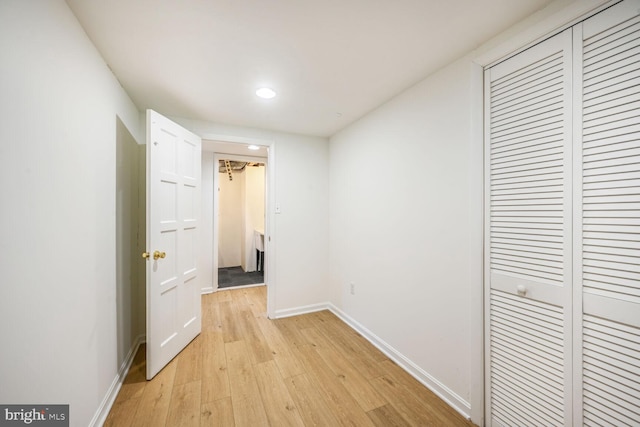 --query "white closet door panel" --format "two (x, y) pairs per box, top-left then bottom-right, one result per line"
(490, 289), (565, 427)
(577, 1), (640, 425)
(486, 28), (573, 427)
(580, 5), (640, 306)
(583, 314), (640, 426)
